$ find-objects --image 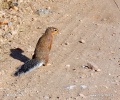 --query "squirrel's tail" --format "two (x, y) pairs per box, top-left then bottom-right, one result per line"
(14, 59), (44, 76)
